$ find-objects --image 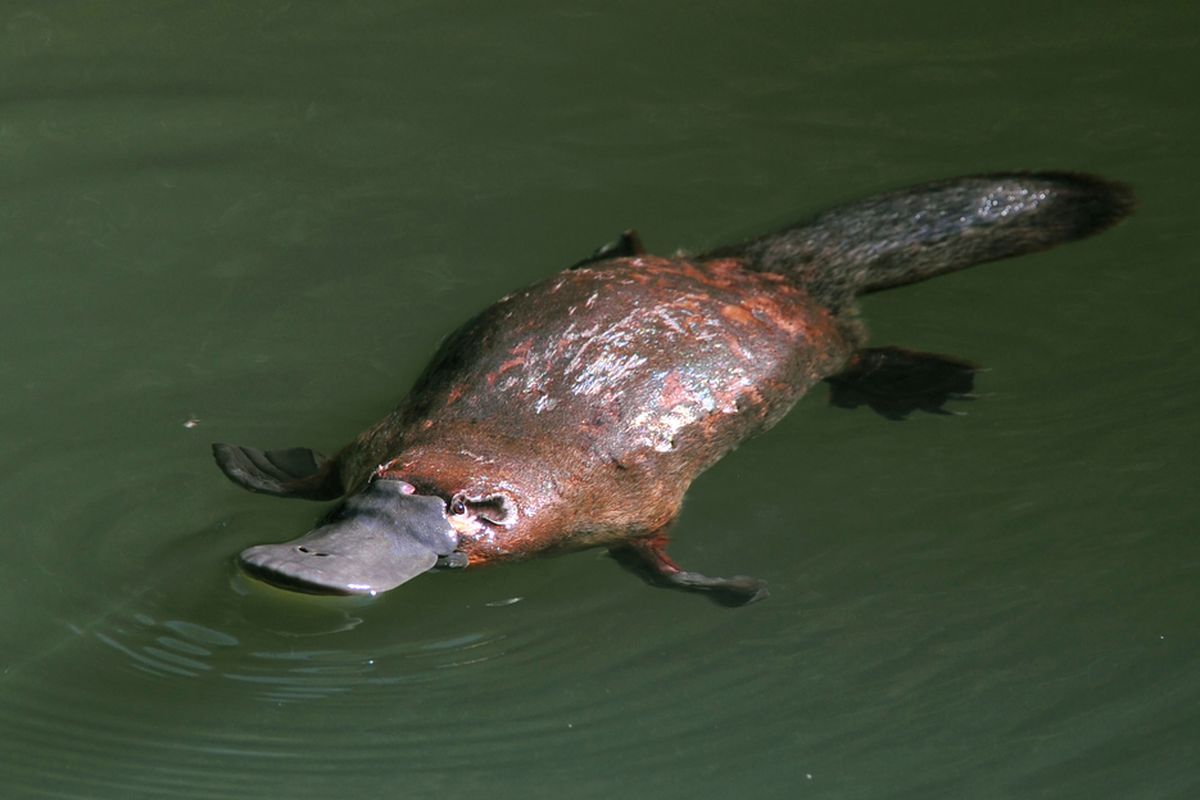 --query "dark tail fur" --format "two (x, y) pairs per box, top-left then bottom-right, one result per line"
(703, 172), (1135, 309)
